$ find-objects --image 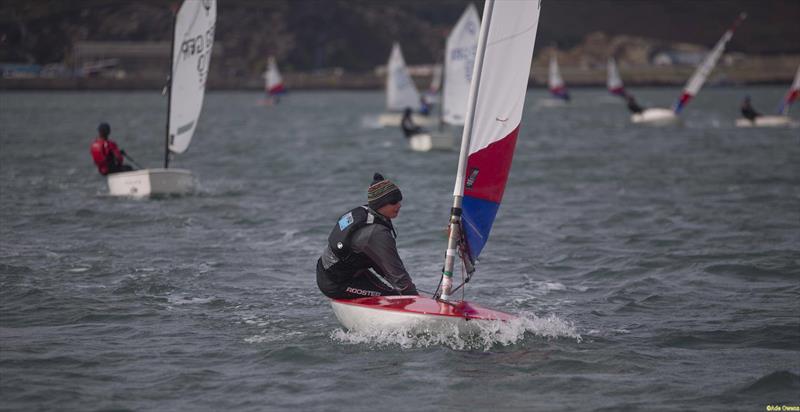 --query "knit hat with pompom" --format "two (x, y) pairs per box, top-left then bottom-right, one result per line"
(367, 173), (402, 210)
